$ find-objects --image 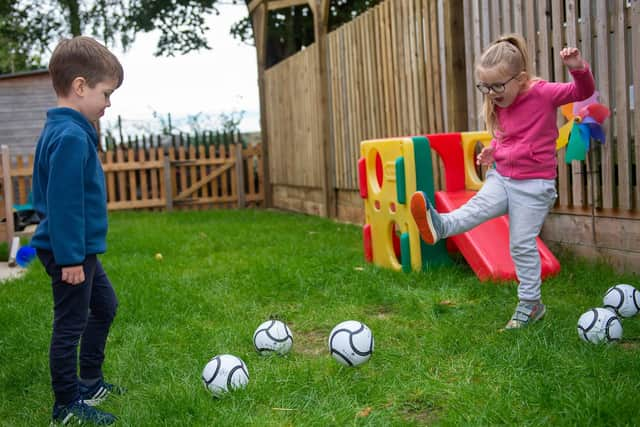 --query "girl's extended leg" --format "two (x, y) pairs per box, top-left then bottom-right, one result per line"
(439, 169), (509, 238)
